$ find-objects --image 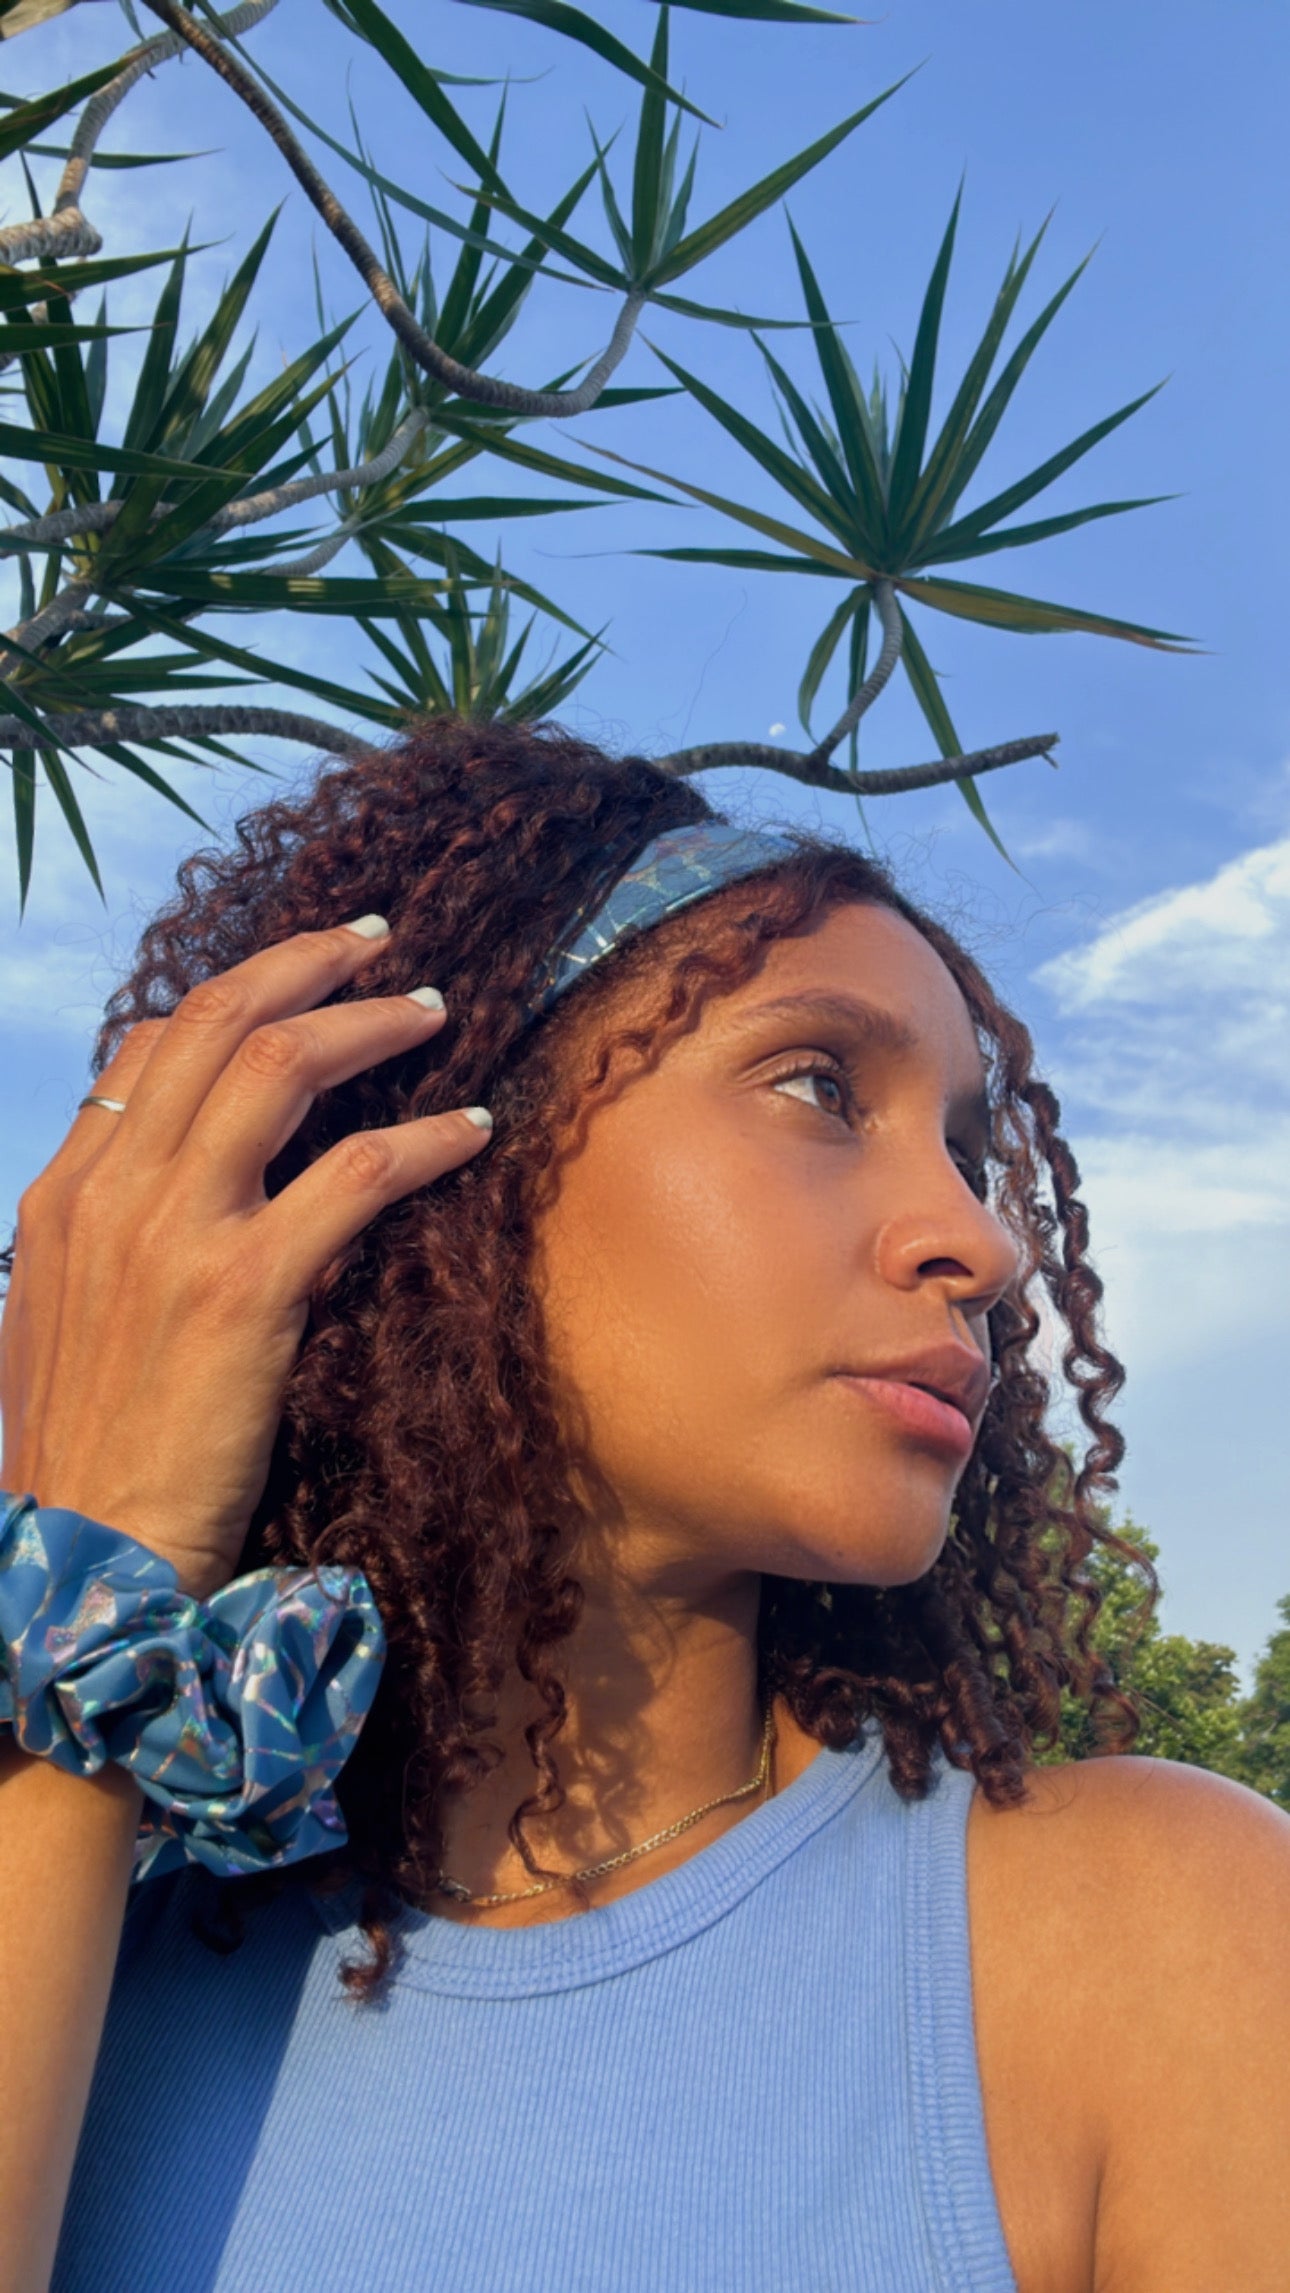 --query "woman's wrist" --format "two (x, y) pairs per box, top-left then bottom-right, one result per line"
(0, 1480), (239, 1602)
(0, 1495), (386, 1883)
